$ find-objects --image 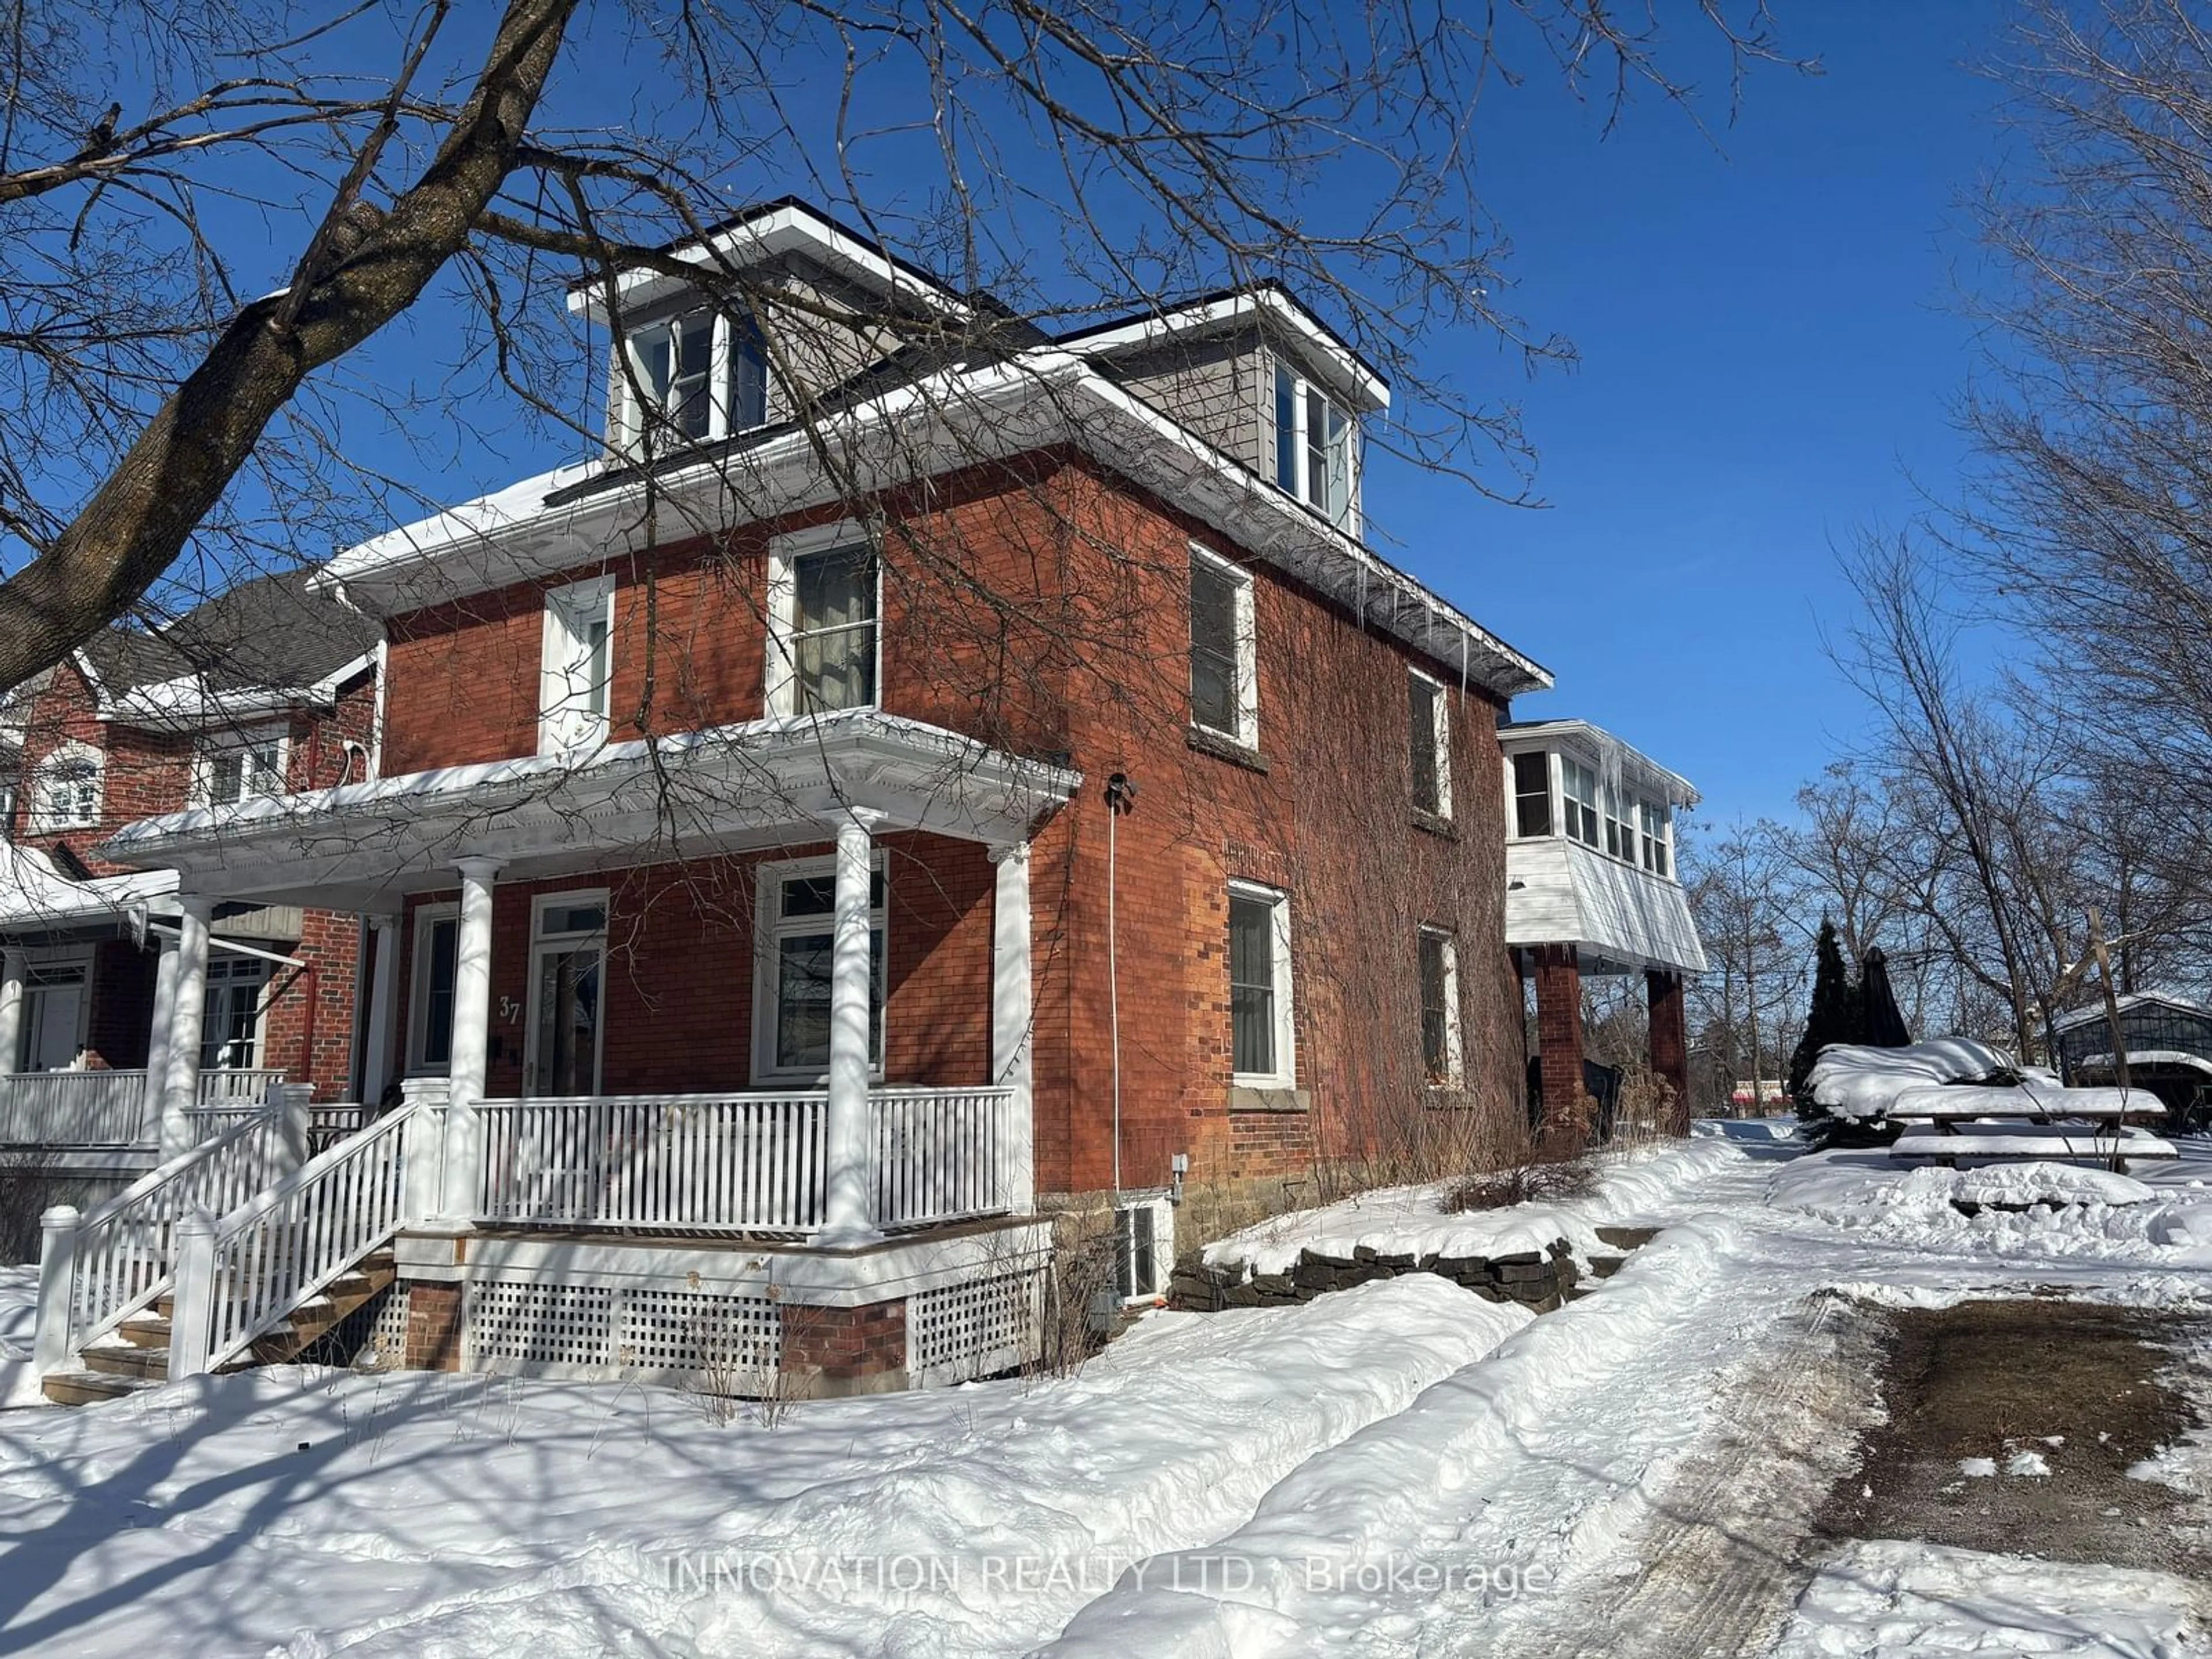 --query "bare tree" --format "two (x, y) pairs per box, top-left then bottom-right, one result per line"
(1683, 817), (1803, 1105)
(0, 1), (1804, 688)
